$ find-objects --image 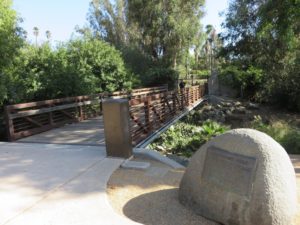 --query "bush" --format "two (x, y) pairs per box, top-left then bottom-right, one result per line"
(0, 0), (24, 105)
(3, 38), (134, 104)
(251, 116), (300, 154)
(65, 38), (132, 93)
(149, 120), (229, 157)
(143, 67), (179, 89)
(219, 64), (263, 98)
